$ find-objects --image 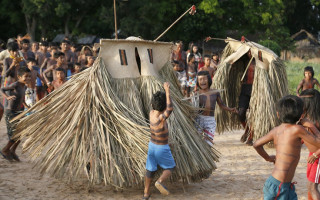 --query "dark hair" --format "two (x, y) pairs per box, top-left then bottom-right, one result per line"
(39, 41), (48, 46)
(197, 71), (212, 88)
(74, 62), (81, 66)
(300, 89), (320, 124)
(17, 67), (31, 76)
(151, 91), (166, 112)
(204, 55), (211, 59)
(54, 52), (65, 58)
(212, 52), (219, 56)
(188, 53), (195, 62)
(304, 66), (314, 77)
(49, 42), (58, 47)
(192, 45), (199, 53)
(21, 39), (30, 44)
(27, 57), (36, 63)
(173, 60), (179, 65)
(56, 68), (65, 73)
(276, 95), (303, 124)
(61, 40), (70, 45)
(17, 34), (23, 38)
(7, 42), (19, 51)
